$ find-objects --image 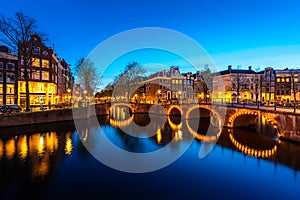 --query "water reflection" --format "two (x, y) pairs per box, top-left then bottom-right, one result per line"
(0, 115), (300, 199)
(0, 123), (75, 182)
